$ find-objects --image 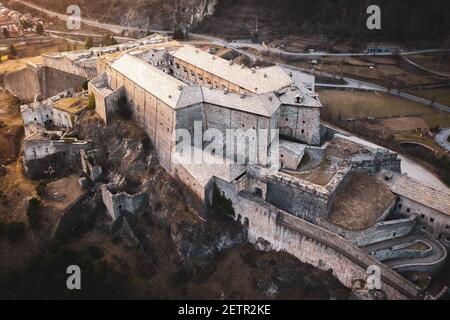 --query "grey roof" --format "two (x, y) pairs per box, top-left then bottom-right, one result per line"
(172, 45), (293, 94)
(383, 170), (450, 215)
(174, 149), (246, 187)
(280, 140), (306, 155)
(281, 66), (315, 87)
(111, 54), (187, 109)
(278, 87), (322, 108)
(110, 53), (317, 116)
(201, 87), (281, 117)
